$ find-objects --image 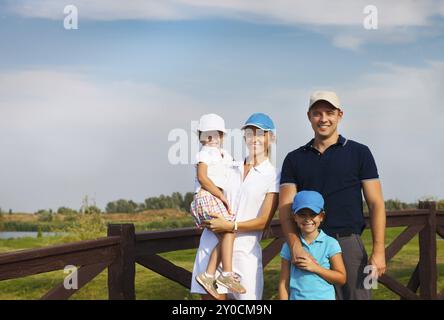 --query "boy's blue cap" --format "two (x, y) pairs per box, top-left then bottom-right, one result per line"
(241, 113), (275, 132)
(292, 191), (324, 215)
